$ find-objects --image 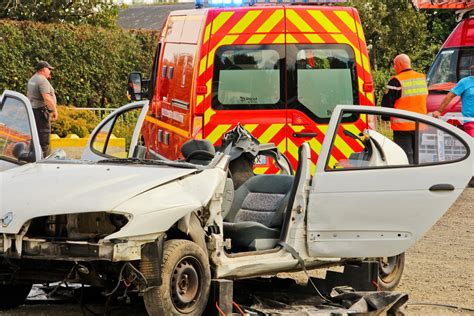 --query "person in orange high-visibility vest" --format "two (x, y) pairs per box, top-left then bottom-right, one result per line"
(381, 54), (428, 164)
